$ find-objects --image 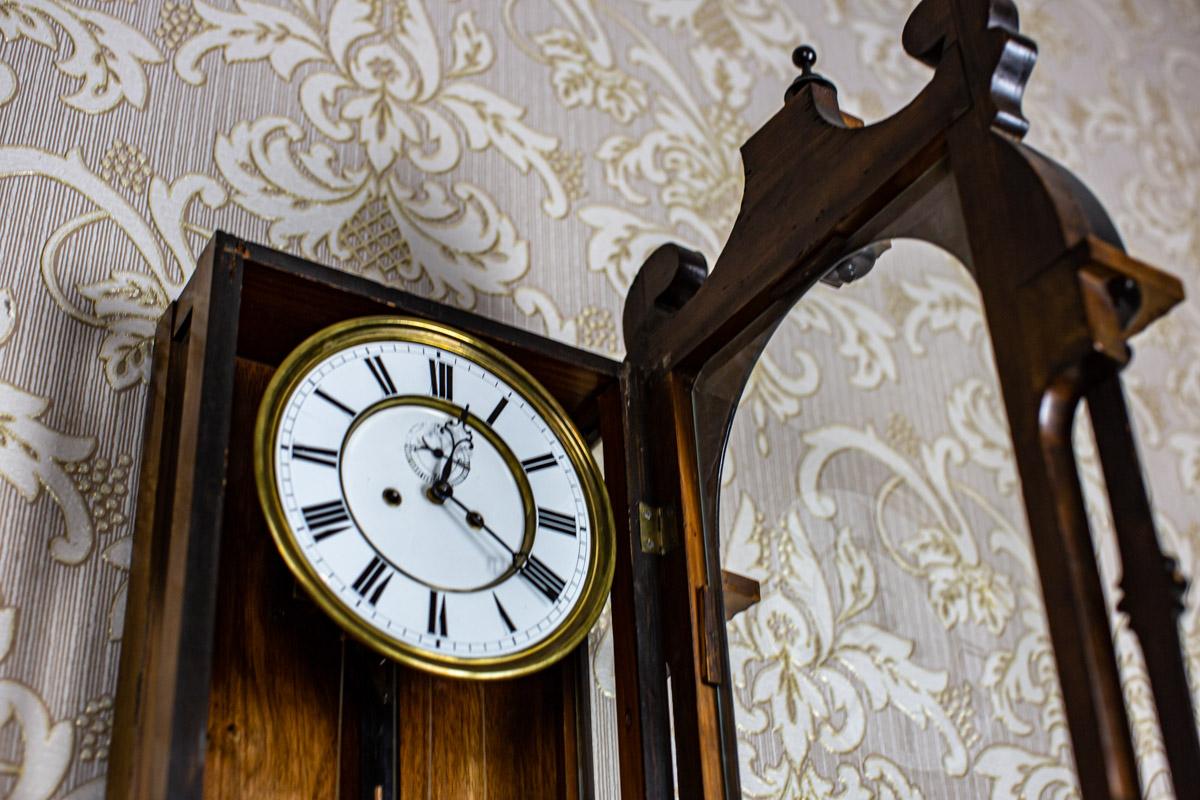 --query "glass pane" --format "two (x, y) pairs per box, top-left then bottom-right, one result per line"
(711, 241), (1081, 796)
(586, 597), (623, 799)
